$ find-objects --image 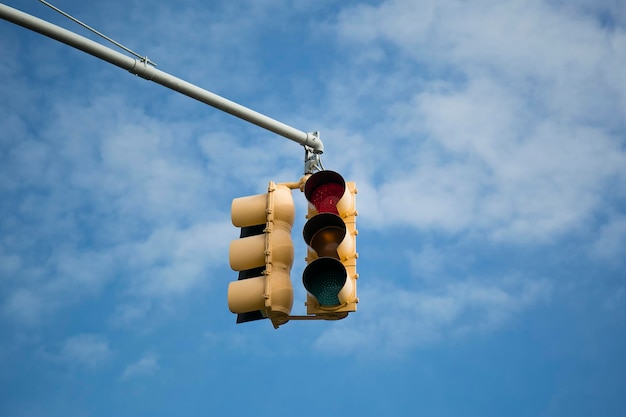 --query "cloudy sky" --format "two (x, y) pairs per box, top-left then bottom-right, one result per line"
(1, 0), (625, 415)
